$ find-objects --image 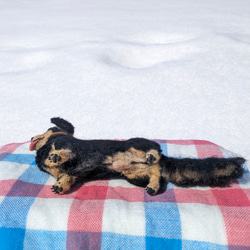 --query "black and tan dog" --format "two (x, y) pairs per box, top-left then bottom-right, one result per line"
(30, 117), (245, 195)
